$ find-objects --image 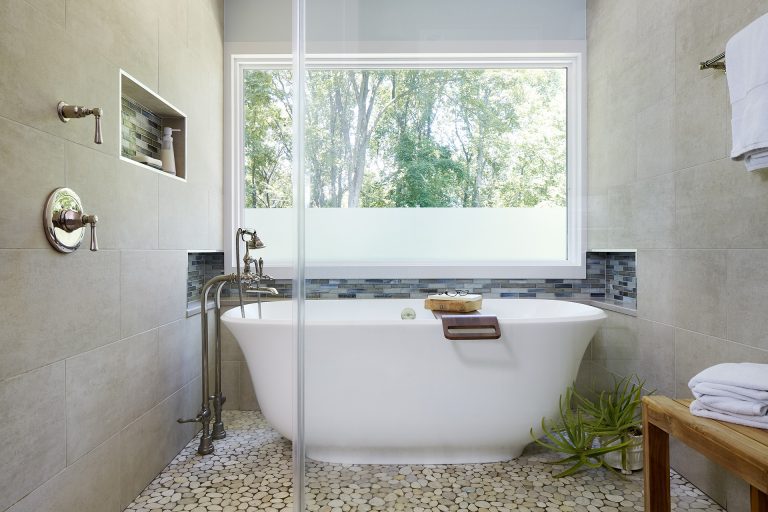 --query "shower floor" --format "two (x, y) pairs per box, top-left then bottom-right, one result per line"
(124, 410), (723, 512)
